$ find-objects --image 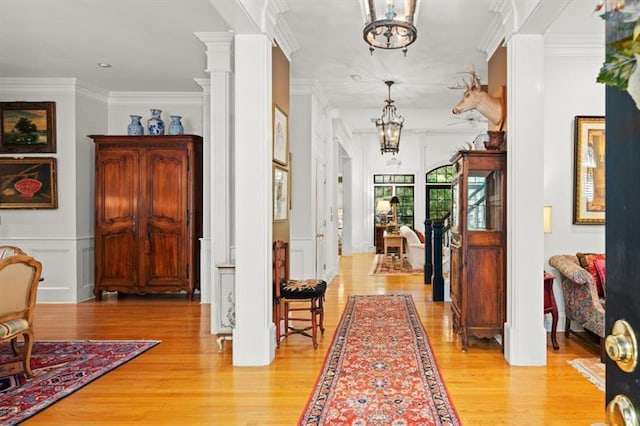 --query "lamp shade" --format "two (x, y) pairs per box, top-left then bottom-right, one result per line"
(390, 196), (399, 205)
(376, 200), (391, 213)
